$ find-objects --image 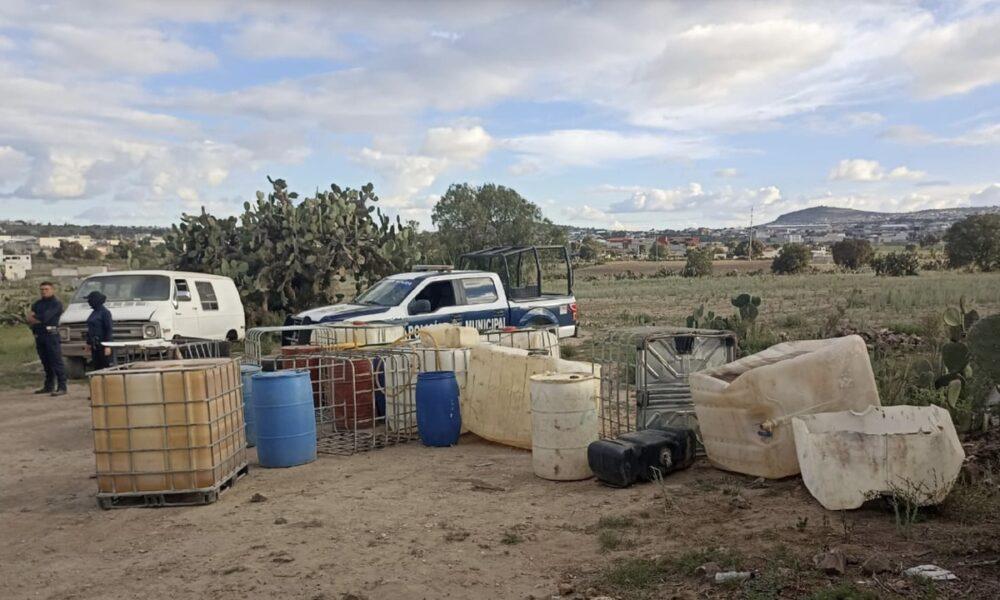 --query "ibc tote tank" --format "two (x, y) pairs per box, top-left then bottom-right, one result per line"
(529, 372), (598, 481)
